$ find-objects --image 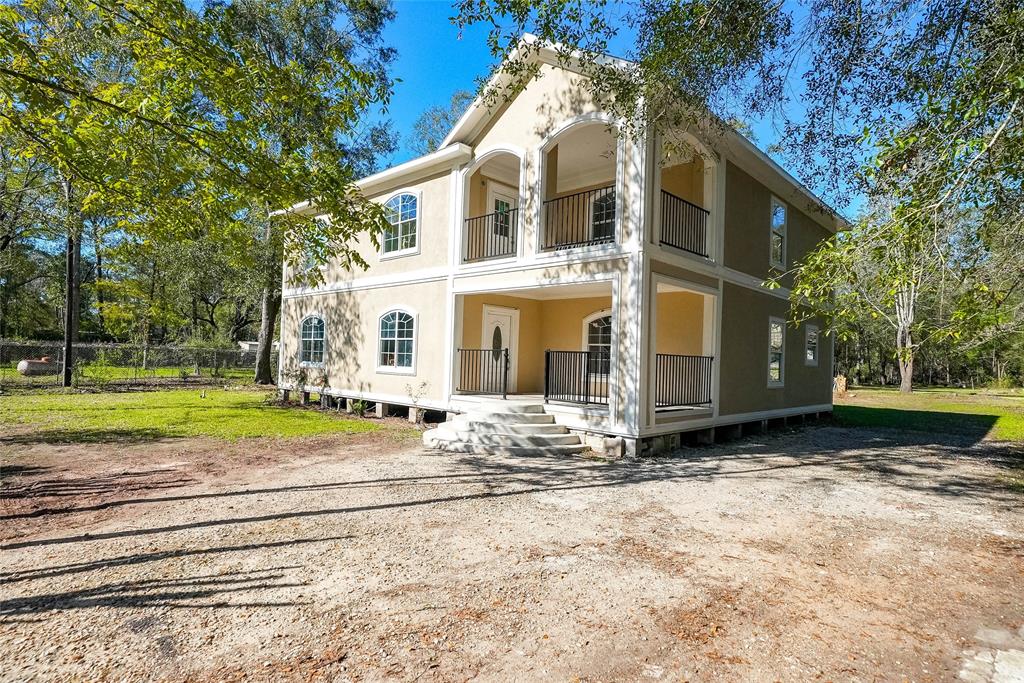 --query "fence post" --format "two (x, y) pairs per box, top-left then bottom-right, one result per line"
(543, 350), (550, 403)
